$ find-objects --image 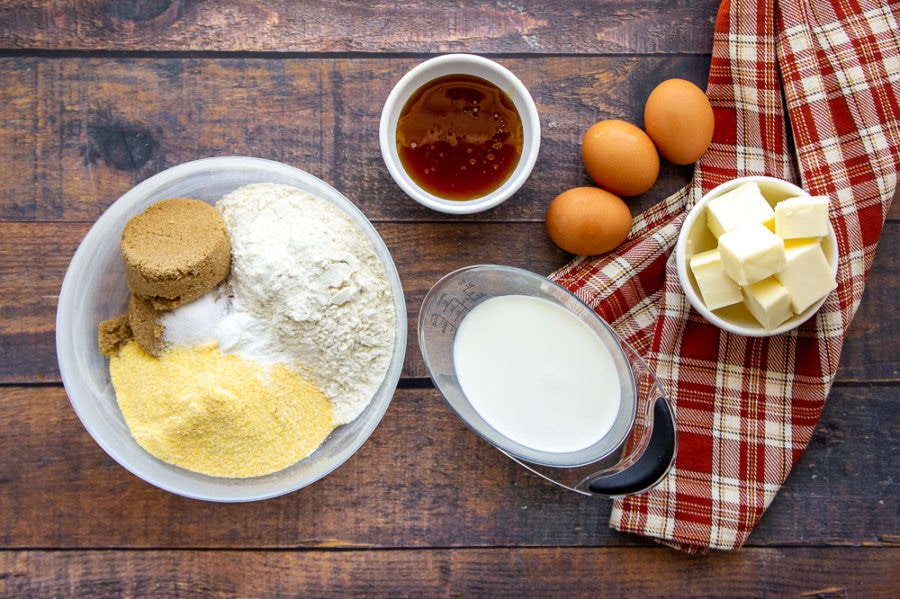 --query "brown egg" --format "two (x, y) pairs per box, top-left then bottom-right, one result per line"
(581, 120), (660, 197)
(546, 187), (633, 256)
(644, 79), (715, 165)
